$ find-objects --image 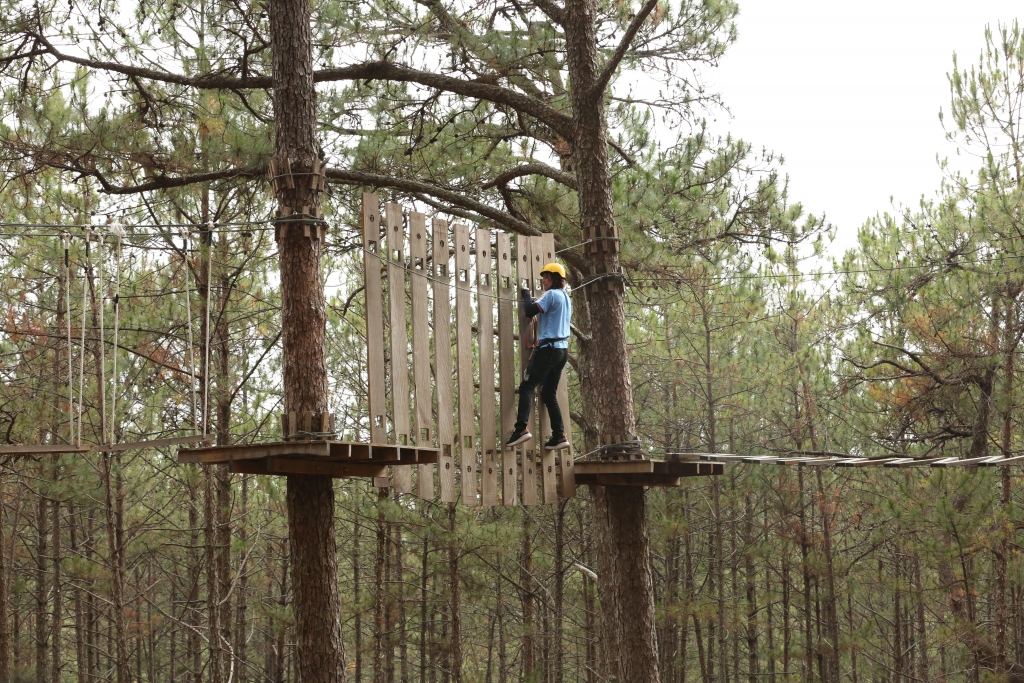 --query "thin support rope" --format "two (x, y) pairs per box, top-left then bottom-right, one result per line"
(110, 227), (123, 444)
(64, 233), (73, 445)
(202, 223), (213, 435)
(97, 233), (106, 442)
(183, 235), (198, 432)
(77, 229), (90, 447)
